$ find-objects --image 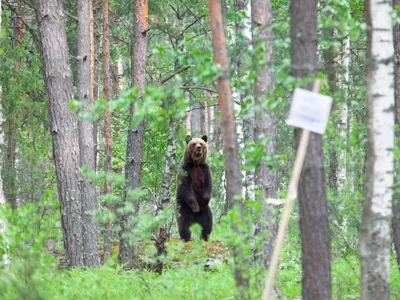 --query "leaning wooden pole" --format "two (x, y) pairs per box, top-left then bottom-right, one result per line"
(263, 79), (322, 300)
